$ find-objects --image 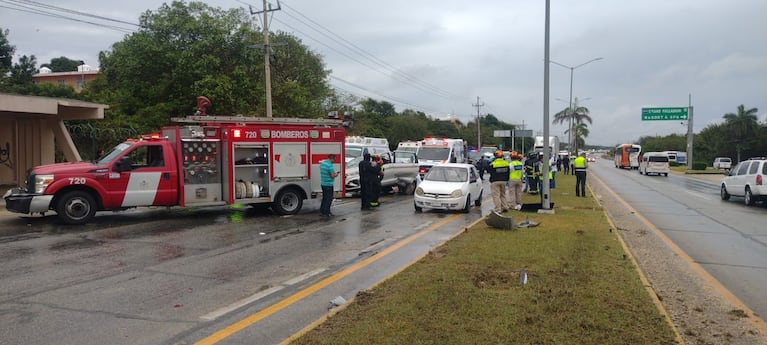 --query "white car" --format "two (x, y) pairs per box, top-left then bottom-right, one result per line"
(720, 157), (767, 206)
(414, 163), (483, 213)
